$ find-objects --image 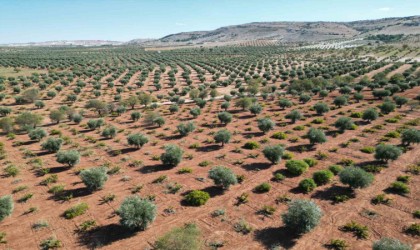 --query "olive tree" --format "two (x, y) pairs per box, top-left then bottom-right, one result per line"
(41, 137), (63, 153)
(118, 195), (156, 231)
(0, 195), (14, 222)
(262, 145), (284, 164)
(79, 167), (108, 191)
(339, 167), (373, 189)
(213, 129), (231, 146)
(217, 111), (232, 125)
(374, 144), (402, 162)
(127, 133), (149, 149)
(334, 117), (354, 133)
(285, 110), (302, 123)
(401, 128), (420, 146)
(306, 128), (327, 145)
(56, 150), (80, 167)
(208, 166), (237, 189)
(362, 108), (378, 122)
(28, 128), (47, 141)
(281, 199), (322, 234)
(257, 118), (275, 134)
(313, 102), (329, 115)
(161, 144), (183, 167)
(177, 122), (196, 137)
